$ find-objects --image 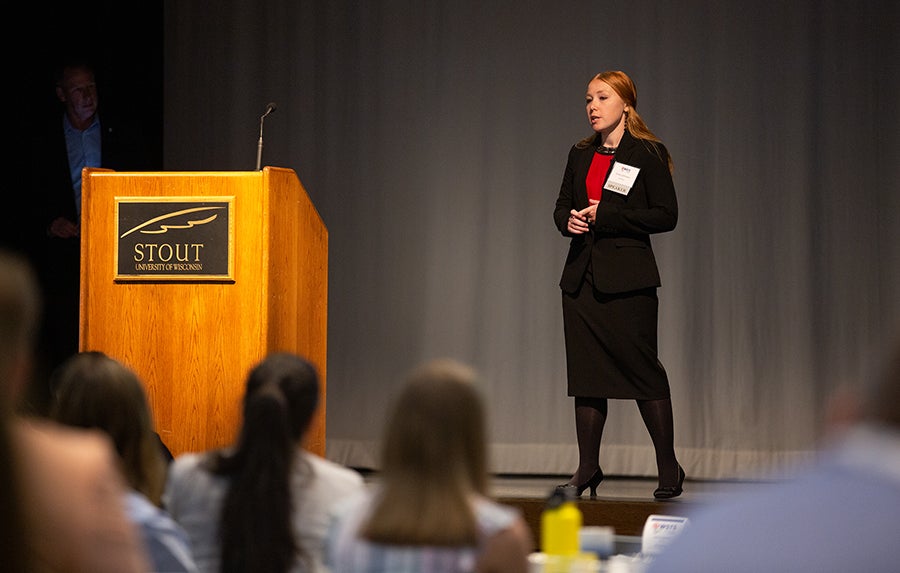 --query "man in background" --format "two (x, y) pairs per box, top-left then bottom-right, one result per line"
(25, 59), (158, 411)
